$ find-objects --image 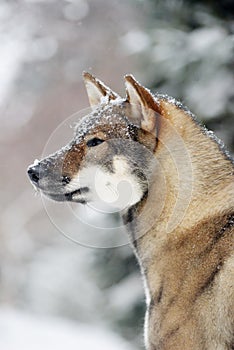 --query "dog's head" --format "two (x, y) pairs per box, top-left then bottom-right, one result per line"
(27, 73), (161, 211)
